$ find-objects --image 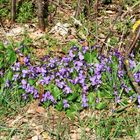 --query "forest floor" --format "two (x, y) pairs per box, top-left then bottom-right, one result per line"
(0, 0), (140, 139)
